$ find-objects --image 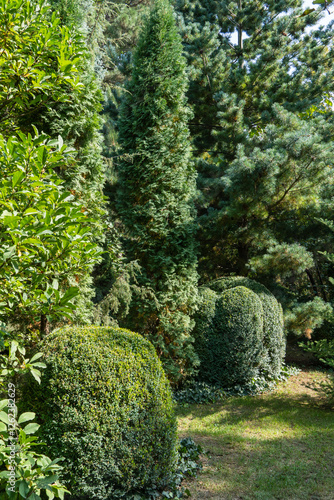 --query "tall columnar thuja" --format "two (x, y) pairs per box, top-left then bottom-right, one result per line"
(117, 0), (198, 383)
